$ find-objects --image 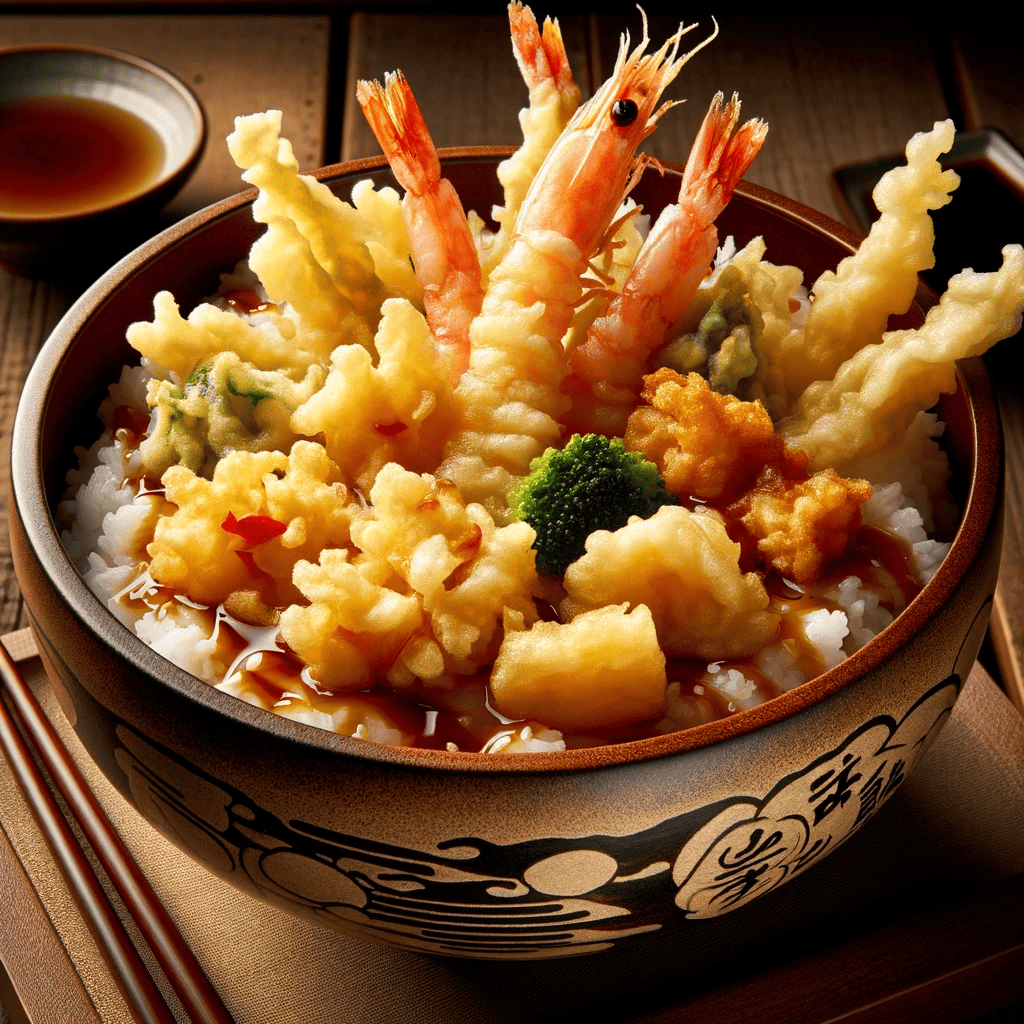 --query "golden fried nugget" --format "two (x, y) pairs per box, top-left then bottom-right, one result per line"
(624, 368), (871, 586)
(563, 505), (779, 661)
(353, 464), (540, 671)
(625, 368), (787, 502)
(148, 442), (355, 608)
(282, 464), (540, 689)
(734, 466), (872, 584)
(490, 603), (667, 730)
